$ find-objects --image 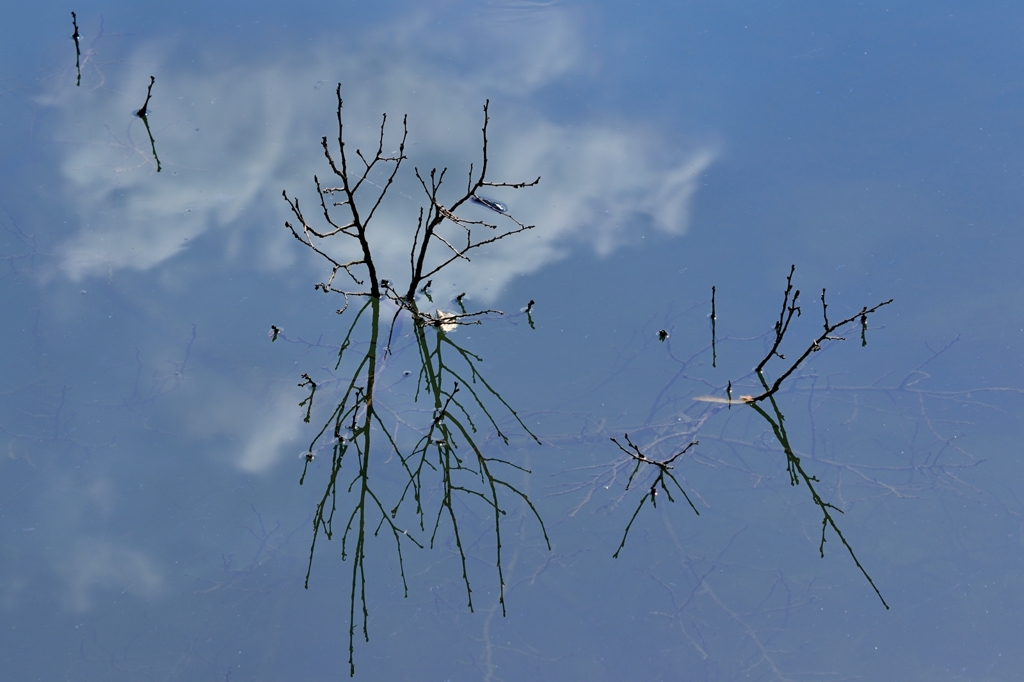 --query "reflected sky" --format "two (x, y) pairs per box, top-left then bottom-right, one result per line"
(3, 1), (1024, 680)
(39, 3), (715, 302)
